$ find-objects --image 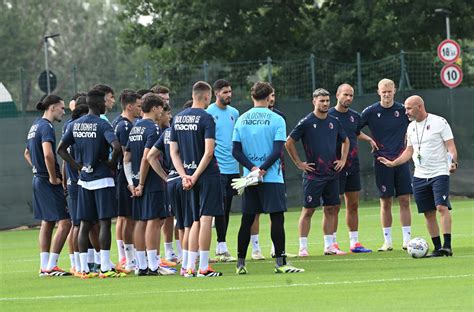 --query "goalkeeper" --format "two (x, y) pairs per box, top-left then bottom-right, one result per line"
(231, 81), (304, 274)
